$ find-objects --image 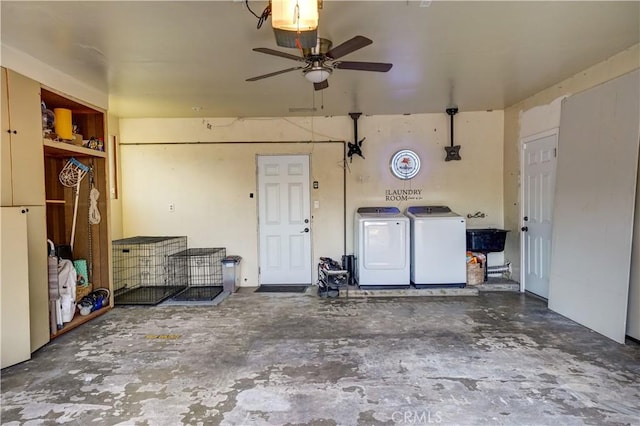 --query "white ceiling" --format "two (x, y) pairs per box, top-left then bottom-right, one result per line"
(1, 1), (638, 118)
